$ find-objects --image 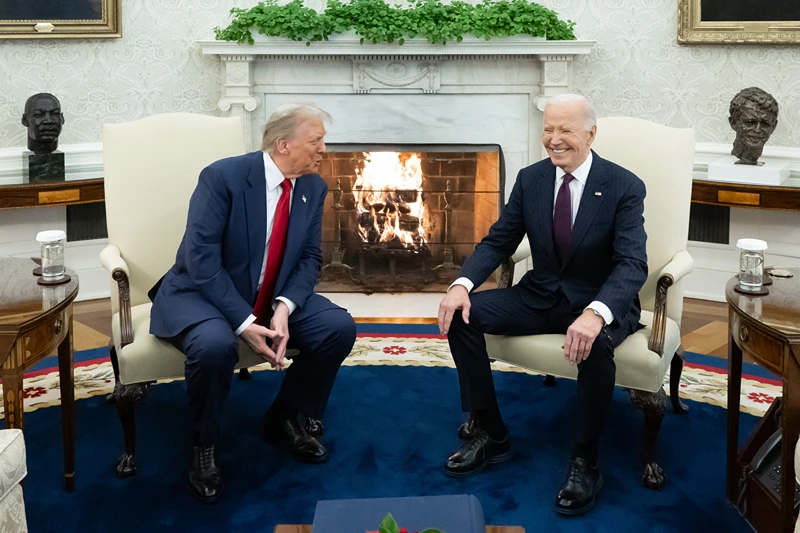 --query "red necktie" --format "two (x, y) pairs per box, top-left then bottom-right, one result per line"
(553, 173), (574, 264)
(253, 178), (292, 325)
